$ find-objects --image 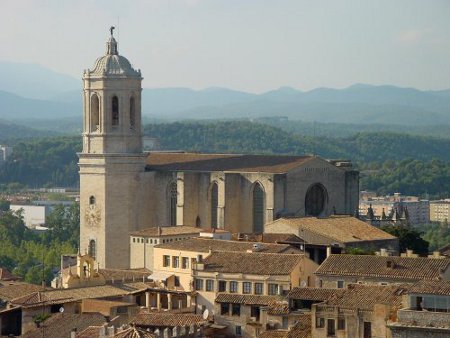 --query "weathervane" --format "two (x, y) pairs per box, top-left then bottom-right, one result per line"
(110, 26), (115, 36)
